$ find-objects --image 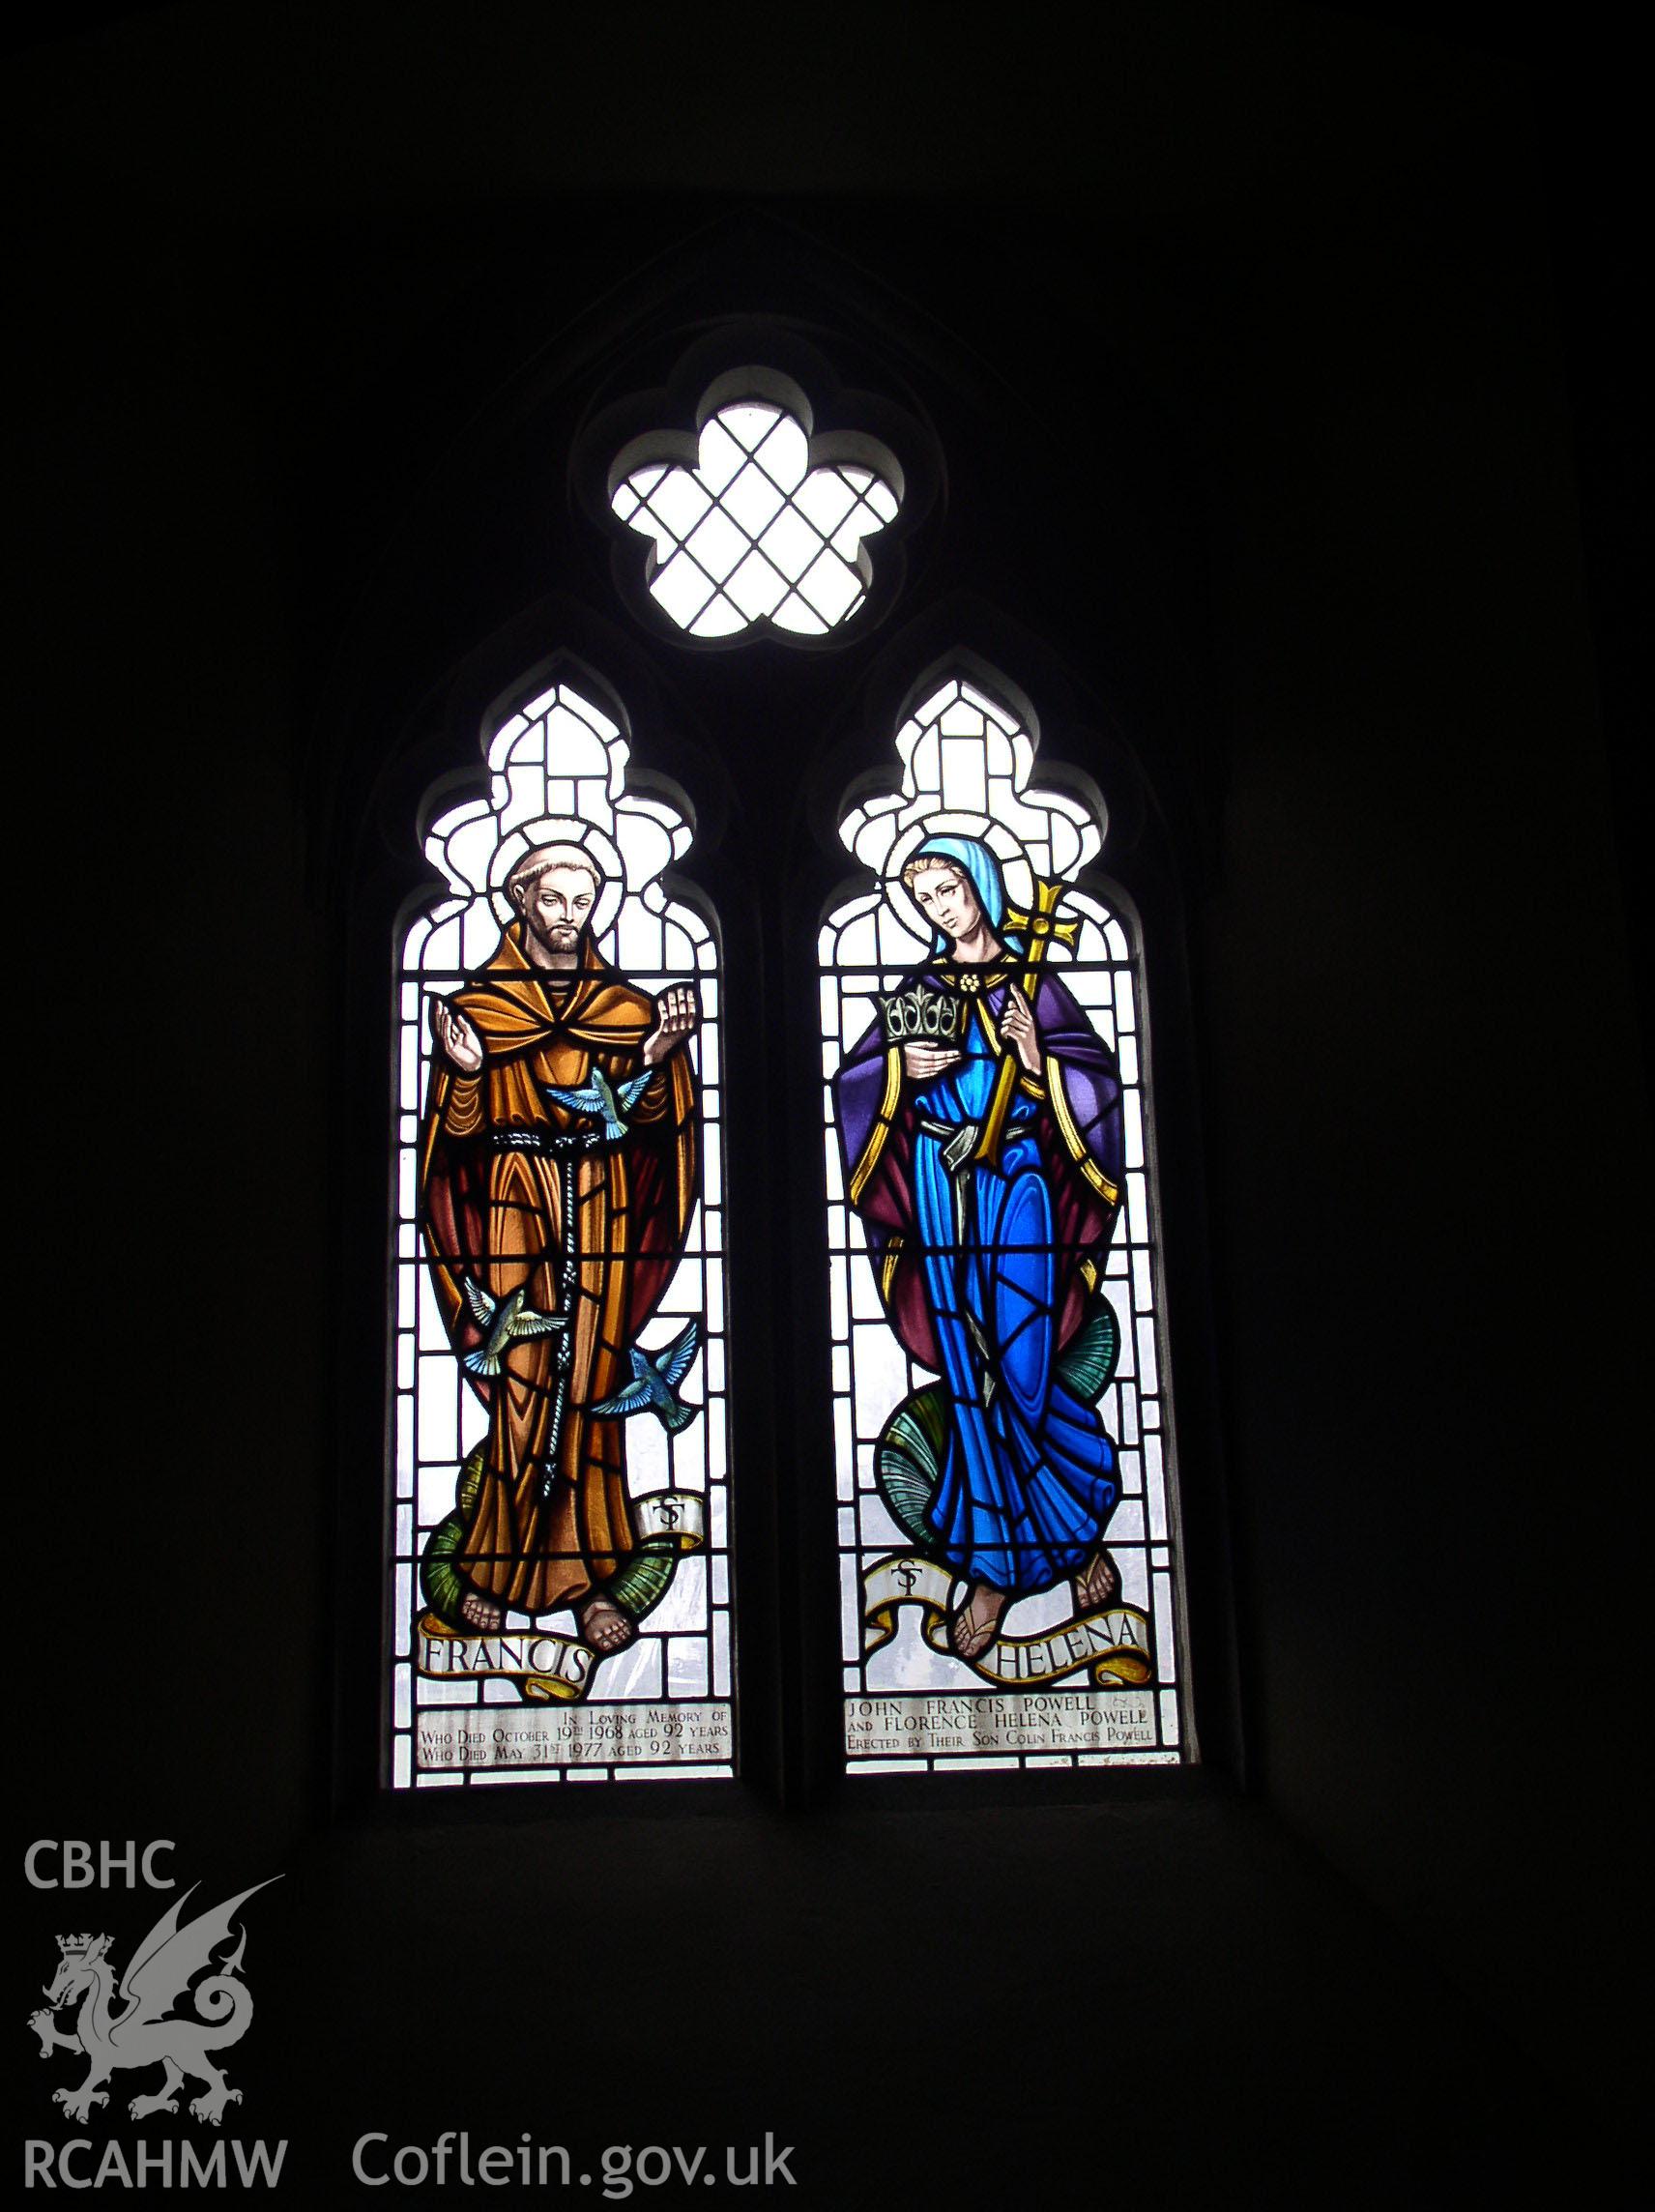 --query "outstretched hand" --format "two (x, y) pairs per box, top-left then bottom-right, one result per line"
(642, 982), (699, 1067)
(1000, 983), (1040, 1075)
(432, 998), (484, 1074)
